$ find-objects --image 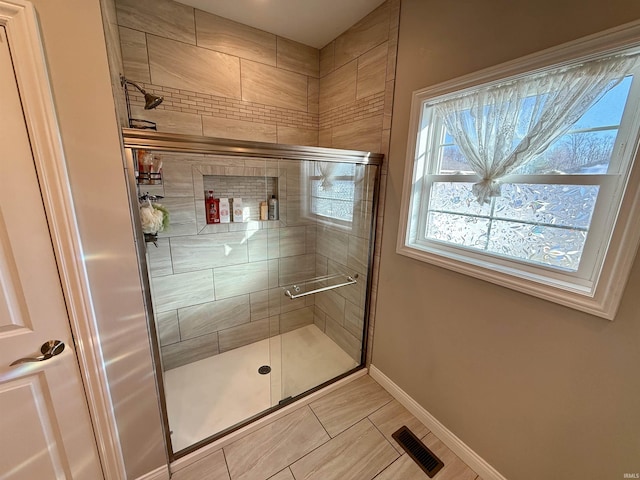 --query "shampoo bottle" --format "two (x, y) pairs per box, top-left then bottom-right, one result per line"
(219, 198), (230, 223)
(205, 191), (220, 224)
(268, 195), (279, 220)
(232, 198), (244, 222)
